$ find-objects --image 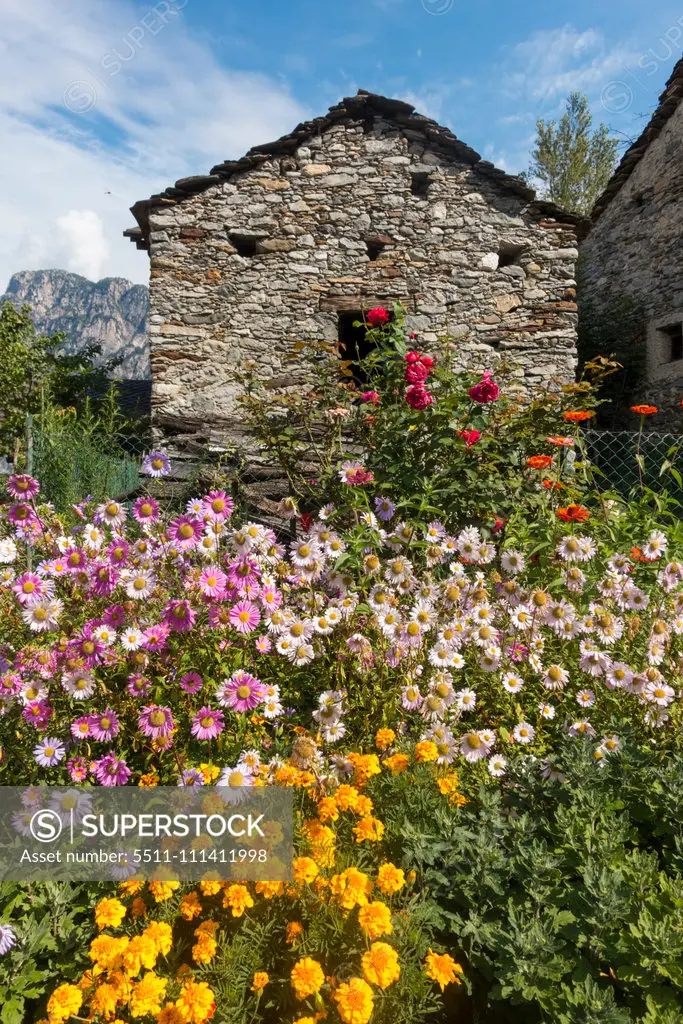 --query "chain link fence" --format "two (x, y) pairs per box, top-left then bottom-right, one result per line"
(582, 430), (683, 497)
